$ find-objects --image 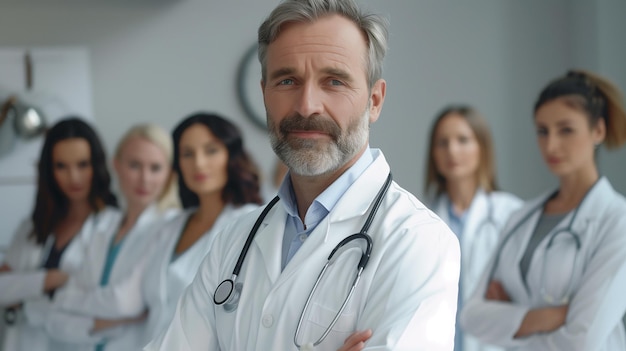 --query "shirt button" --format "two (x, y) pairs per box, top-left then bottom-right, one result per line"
(299, 234), (307, 243)
(262, 314), (274, 328)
